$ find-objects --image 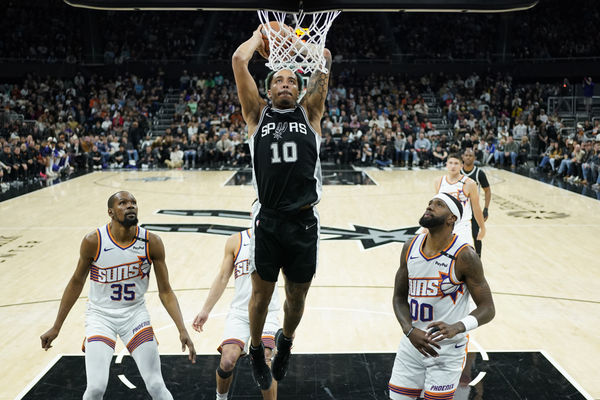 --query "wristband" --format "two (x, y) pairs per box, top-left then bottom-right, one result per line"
(405, 327), (415, 338)
(459, 315), (479, 332)
(483, 208), (489, 219)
